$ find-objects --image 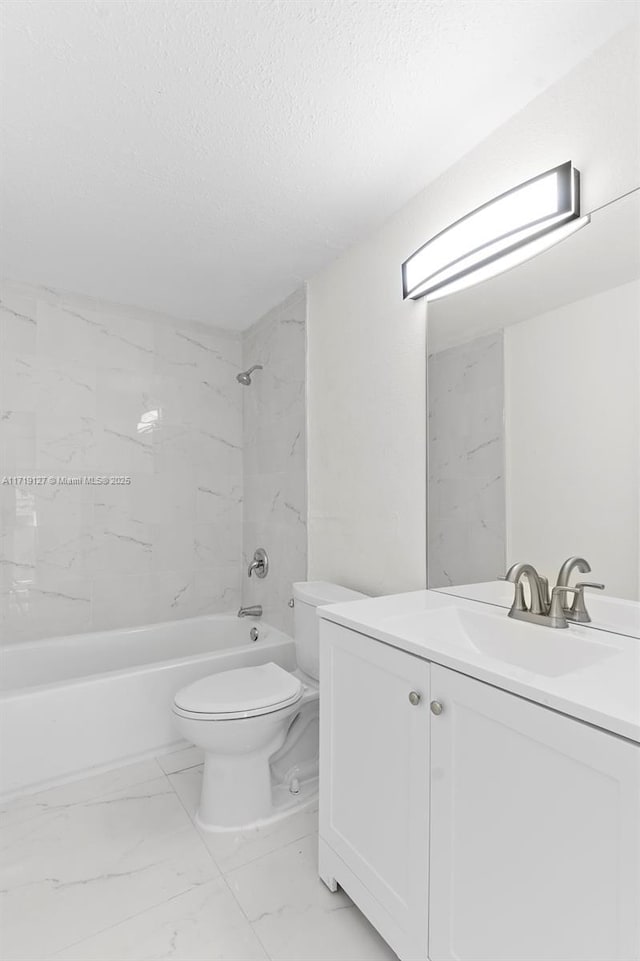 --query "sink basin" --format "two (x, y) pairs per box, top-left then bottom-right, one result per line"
(384, 605), (620, 677)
